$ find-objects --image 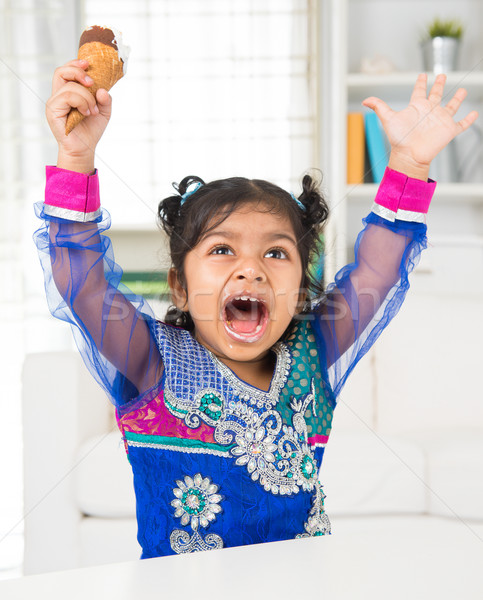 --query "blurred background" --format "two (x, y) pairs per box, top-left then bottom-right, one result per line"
(1, 0), (483, 584)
